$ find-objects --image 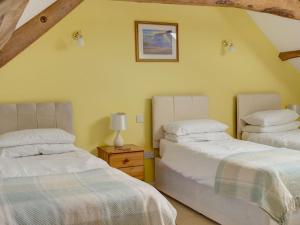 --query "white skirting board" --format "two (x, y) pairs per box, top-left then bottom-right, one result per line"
(155, 158), (300, 225)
